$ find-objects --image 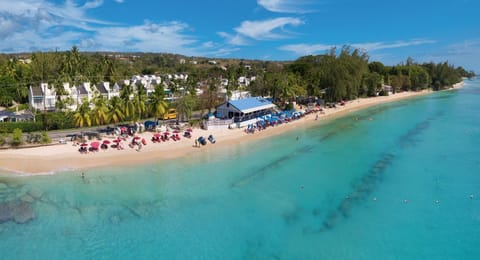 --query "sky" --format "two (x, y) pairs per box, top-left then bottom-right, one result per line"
(0, 0), (479, 72)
